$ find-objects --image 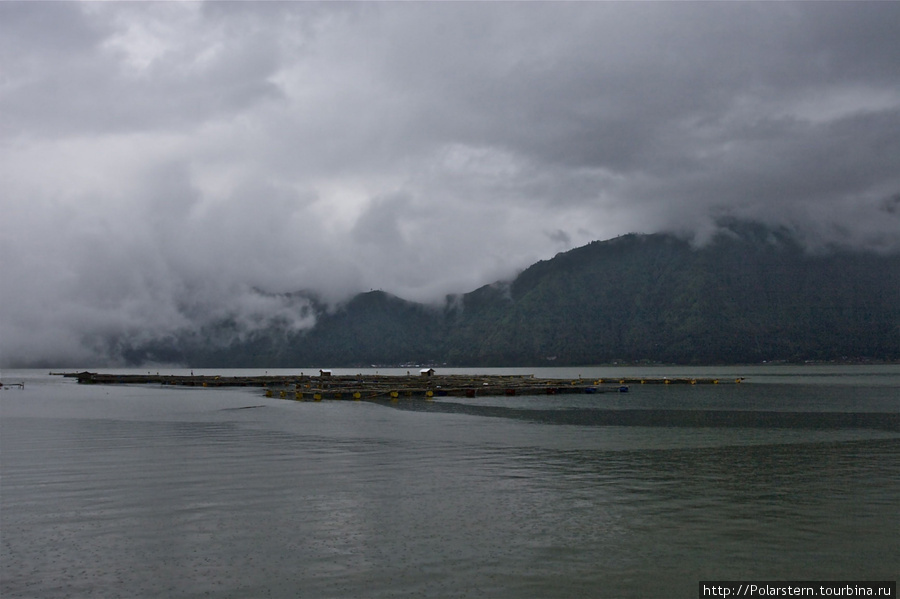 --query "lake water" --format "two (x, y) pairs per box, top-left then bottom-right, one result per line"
(2, 366), (898, 598)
